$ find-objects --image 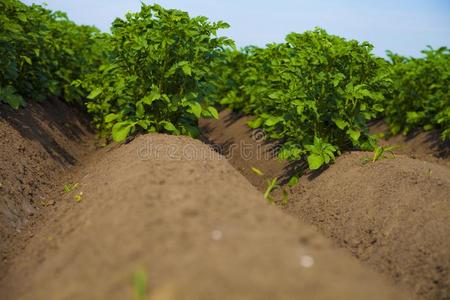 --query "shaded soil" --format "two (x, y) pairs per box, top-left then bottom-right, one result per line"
(0, 98), (94, 273)
(370, 120), (450, 165)
(0, 134), (410, 300)
(200, 109), (450, 300)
